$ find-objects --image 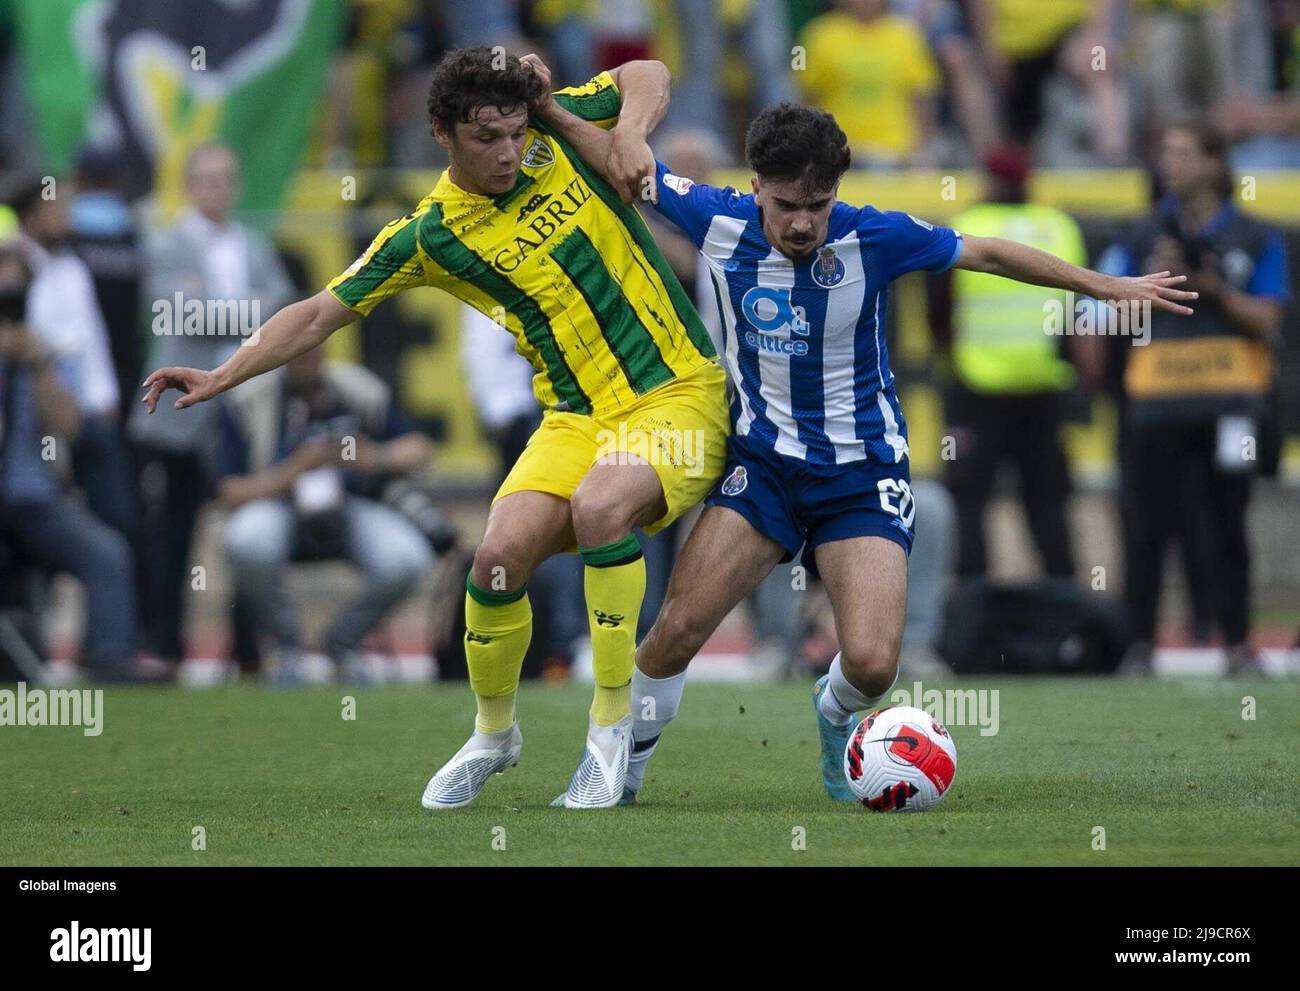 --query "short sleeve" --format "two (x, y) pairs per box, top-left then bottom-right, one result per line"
(1246, 231), (1291, 301)
(874, 210), (963, 281)
(650, 160), (735, 249)
(326, 212), (427, 317)
(551, 71), (621, 130)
